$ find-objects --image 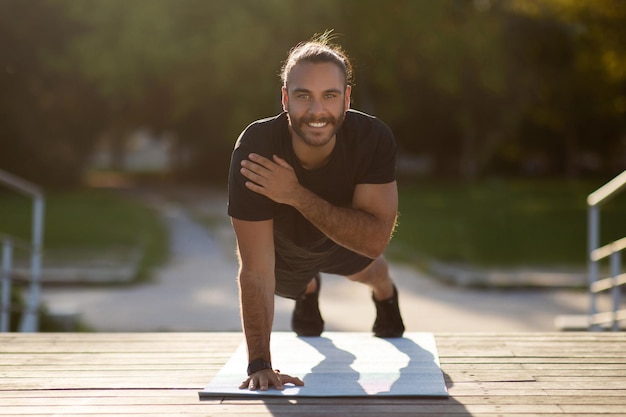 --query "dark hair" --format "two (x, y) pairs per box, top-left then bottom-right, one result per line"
(280, 30), (354, 87)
